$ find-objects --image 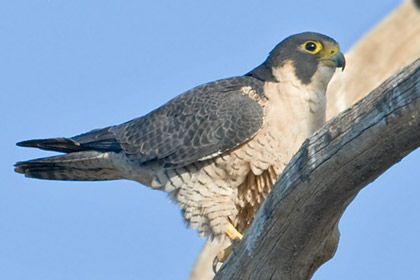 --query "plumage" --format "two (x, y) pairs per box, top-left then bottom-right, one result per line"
(15, 32), (345, 238)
